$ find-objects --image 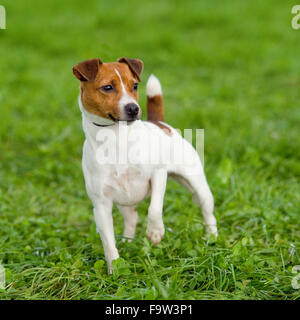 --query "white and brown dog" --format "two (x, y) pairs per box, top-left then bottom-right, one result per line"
(72, 57), (217, 273)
